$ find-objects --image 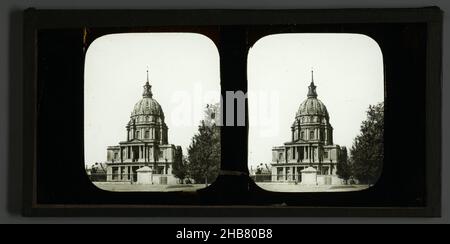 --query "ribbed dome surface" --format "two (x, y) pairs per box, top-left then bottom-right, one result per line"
(296, 97), (329, 119)
(131, 97), (164, 117)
